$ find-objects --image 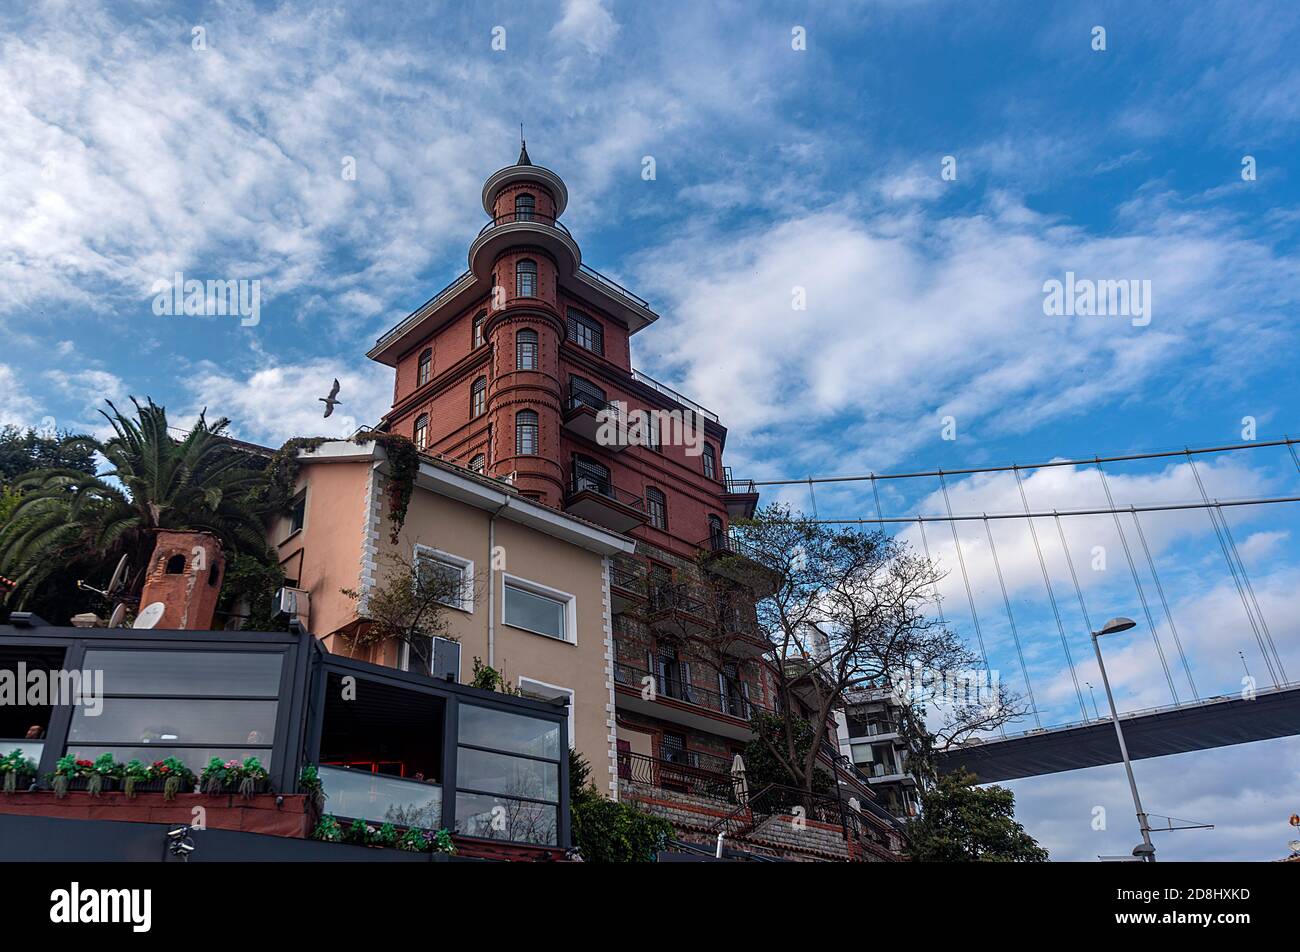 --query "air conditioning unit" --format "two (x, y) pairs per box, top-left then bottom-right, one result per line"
(275, 587), (310, 627)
